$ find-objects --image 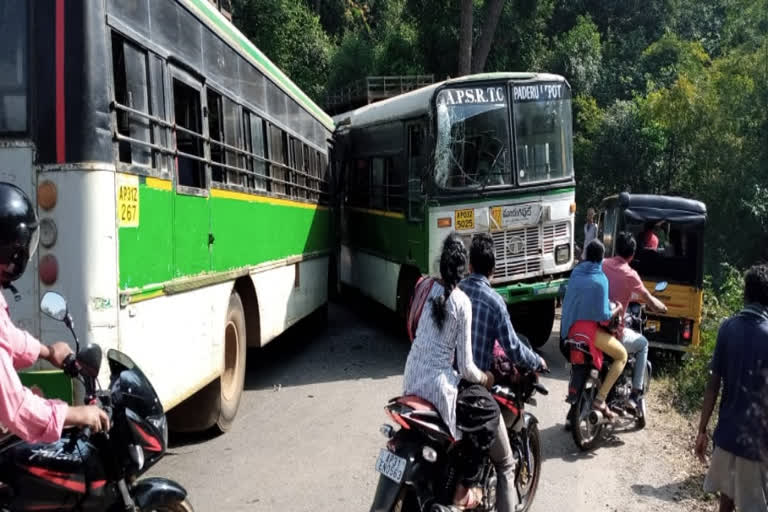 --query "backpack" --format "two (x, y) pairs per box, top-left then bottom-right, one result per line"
(406, 276), (436, 342)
